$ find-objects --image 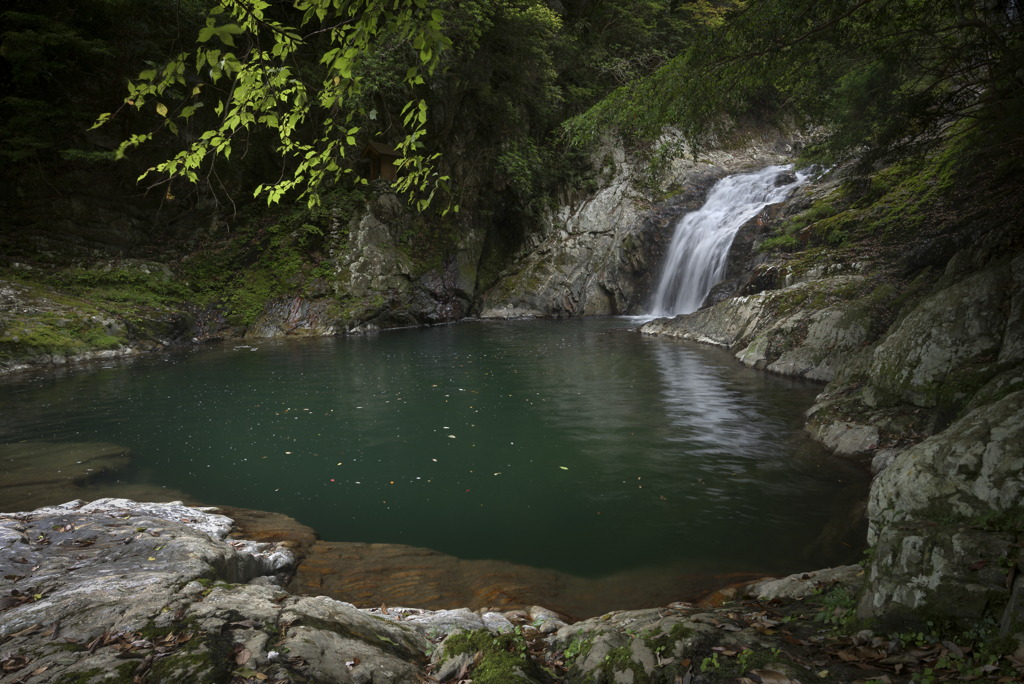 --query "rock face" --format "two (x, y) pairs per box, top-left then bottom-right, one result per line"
(853, 390), (1024, 630)
(866, 390), (1024, 541)
(634, 144), (1024, 640)
(641, 271), (872, 384)
(475, 133), (804, 319)
(0, 498), (473, 684)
